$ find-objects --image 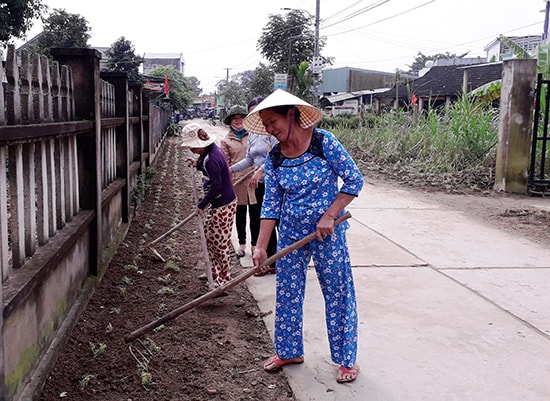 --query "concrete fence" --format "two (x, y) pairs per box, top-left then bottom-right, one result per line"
(0, 45), (171, 401)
